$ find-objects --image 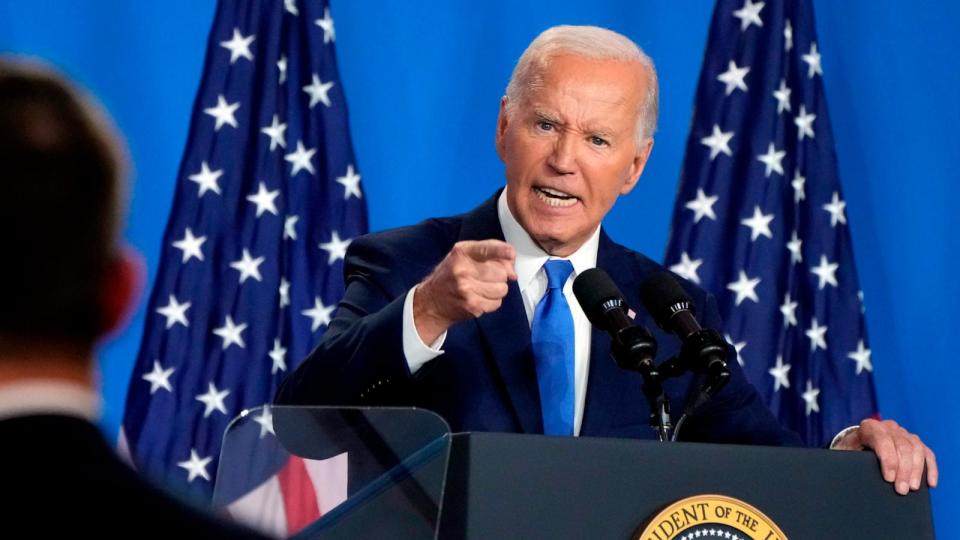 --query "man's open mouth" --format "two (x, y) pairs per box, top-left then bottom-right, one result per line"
(534, 186), (579, 208)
